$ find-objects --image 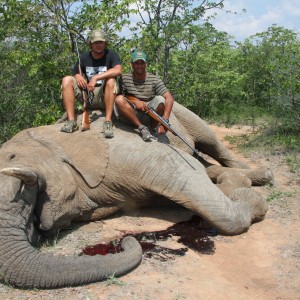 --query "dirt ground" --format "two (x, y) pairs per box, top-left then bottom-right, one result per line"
(0, 125), (299, 300)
